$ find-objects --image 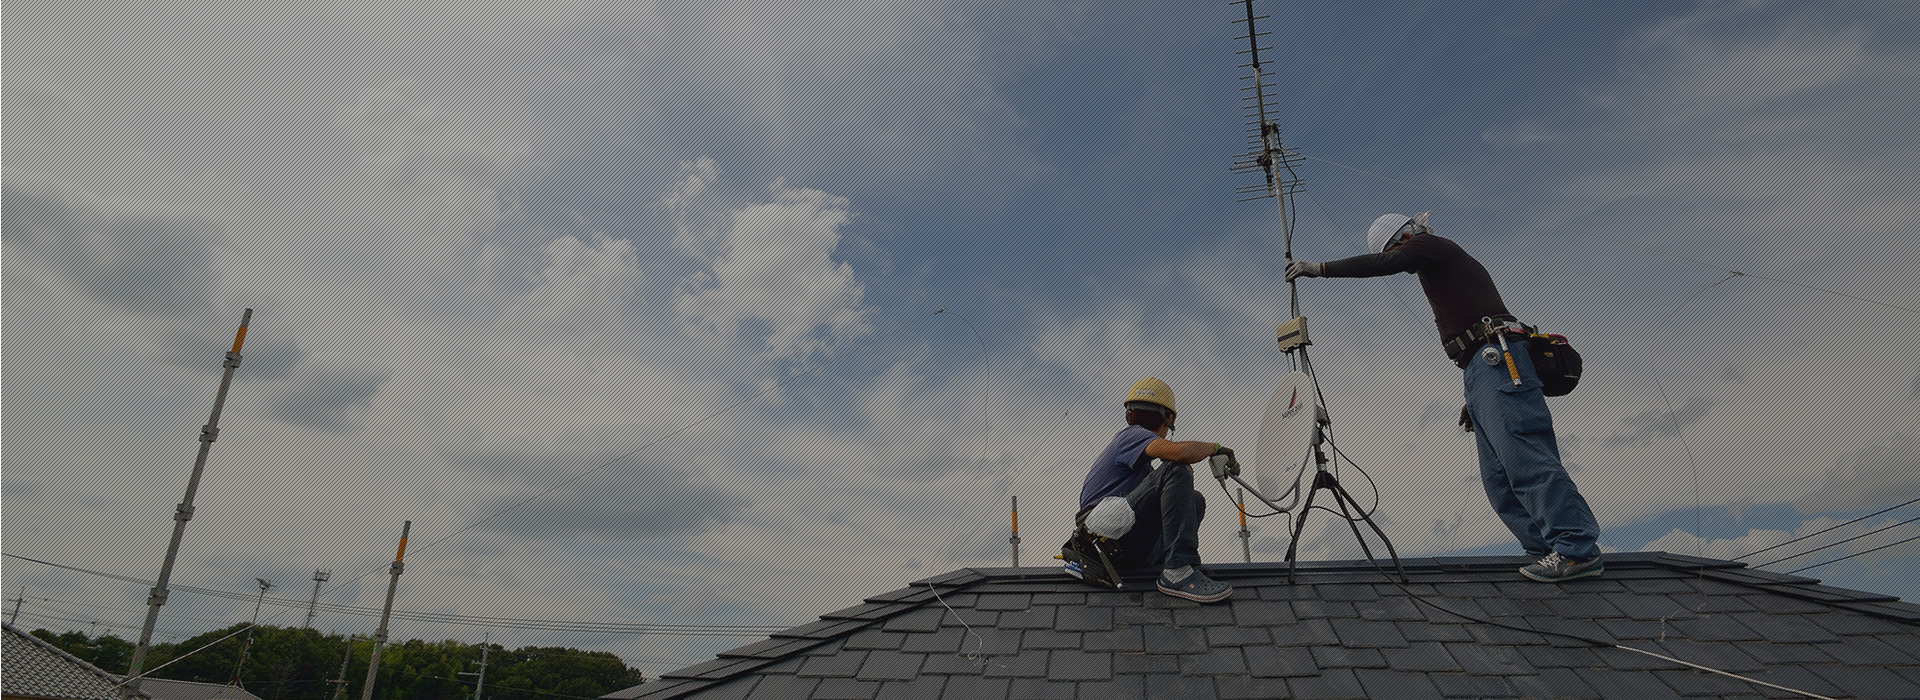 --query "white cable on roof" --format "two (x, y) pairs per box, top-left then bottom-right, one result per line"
(1608, 644), (1838, 700)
